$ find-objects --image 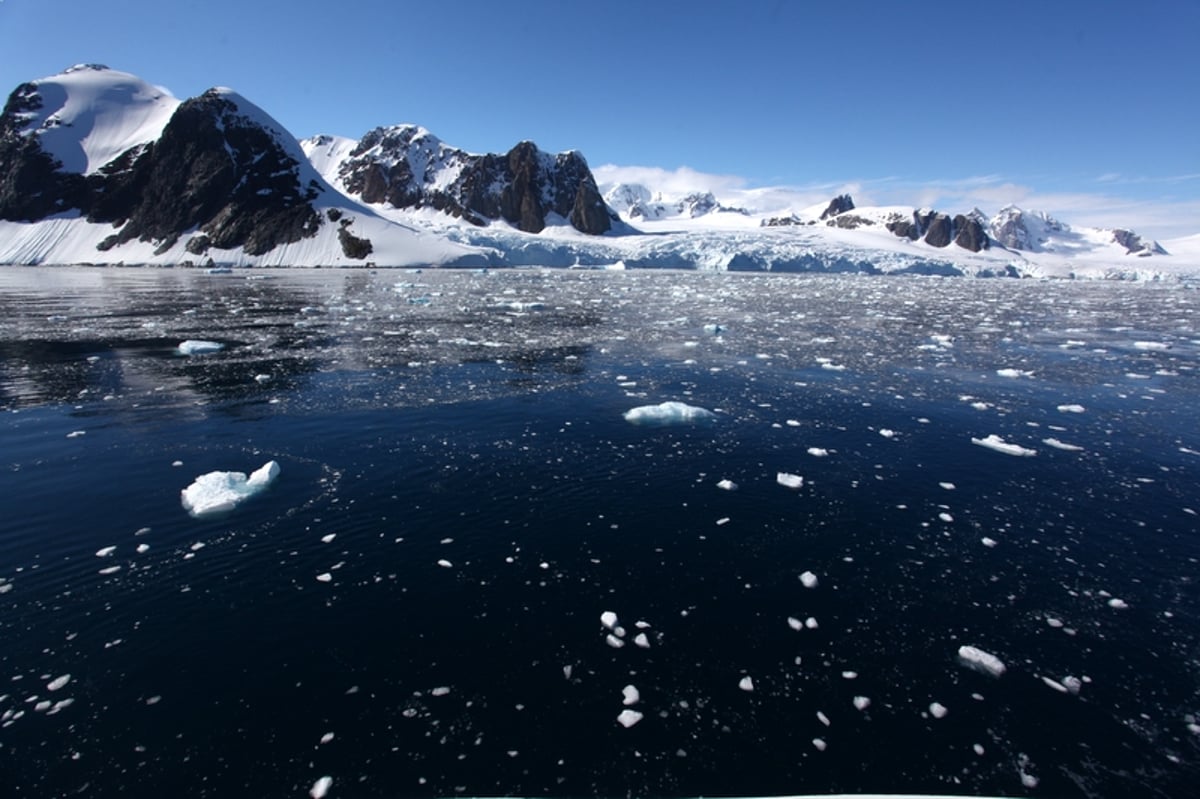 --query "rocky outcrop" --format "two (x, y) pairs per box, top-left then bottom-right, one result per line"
(819, 193), (855, 220)
(952, 214), (989, 252)
(886, 208), (989, 252)
(1113, 228), (1166, 256)
(335, 127), (615, 235)
(0, 83), (88, 220)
